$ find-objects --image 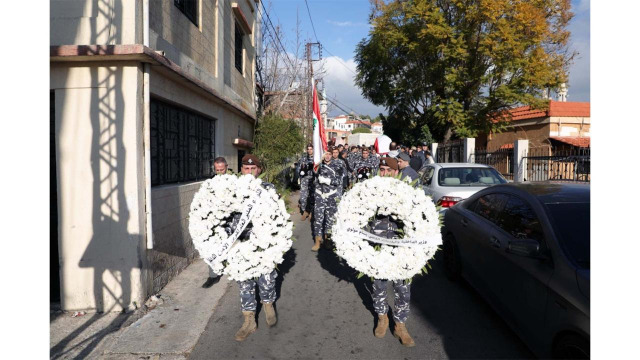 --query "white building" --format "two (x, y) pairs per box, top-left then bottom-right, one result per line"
(51, 0), (261, 312)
